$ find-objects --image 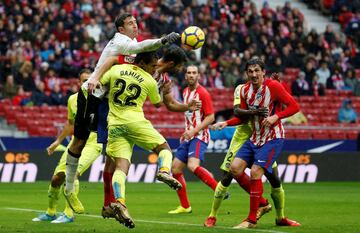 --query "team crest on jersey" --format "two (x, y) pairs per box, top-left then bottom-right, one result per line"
(256, 92), (262, 100)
